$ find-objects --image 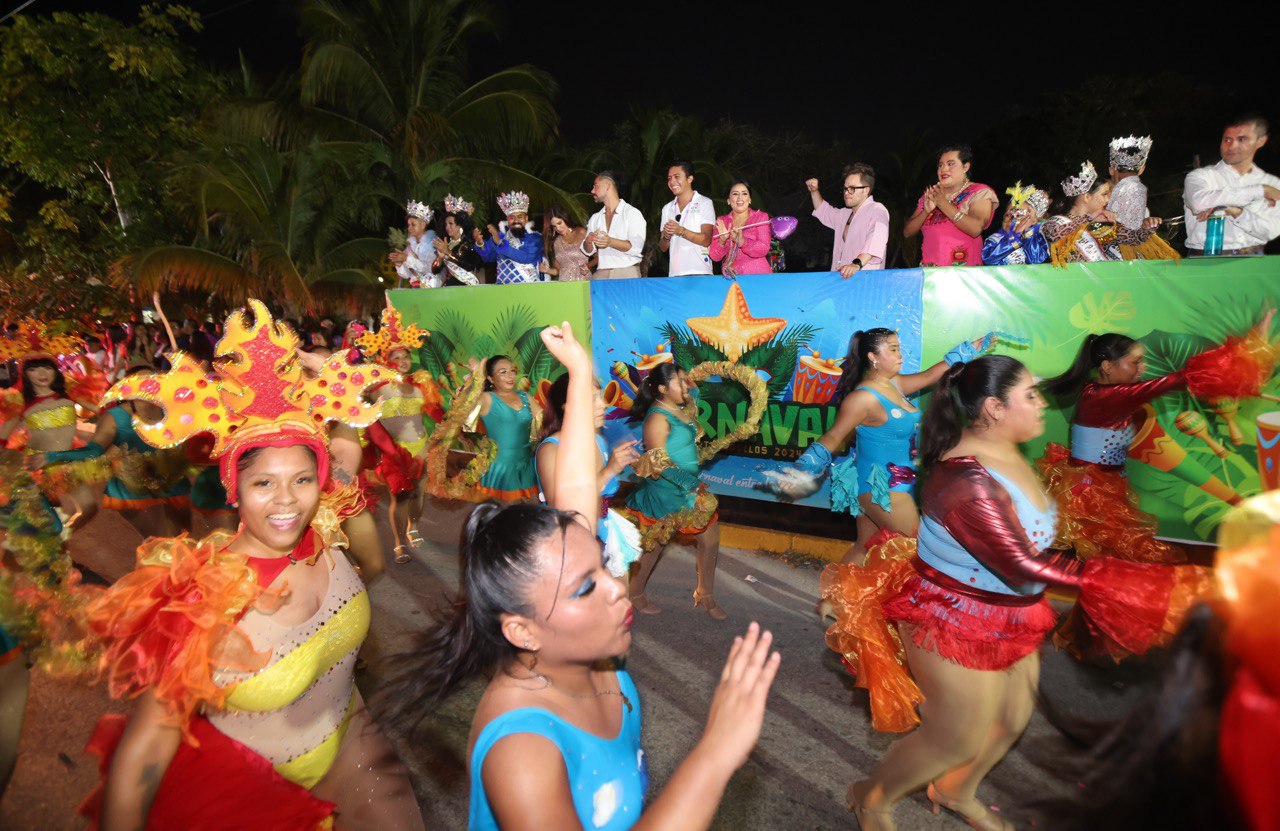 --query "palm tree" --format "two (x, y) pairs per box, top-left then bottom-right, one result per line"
(112, 138), (390, 308)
